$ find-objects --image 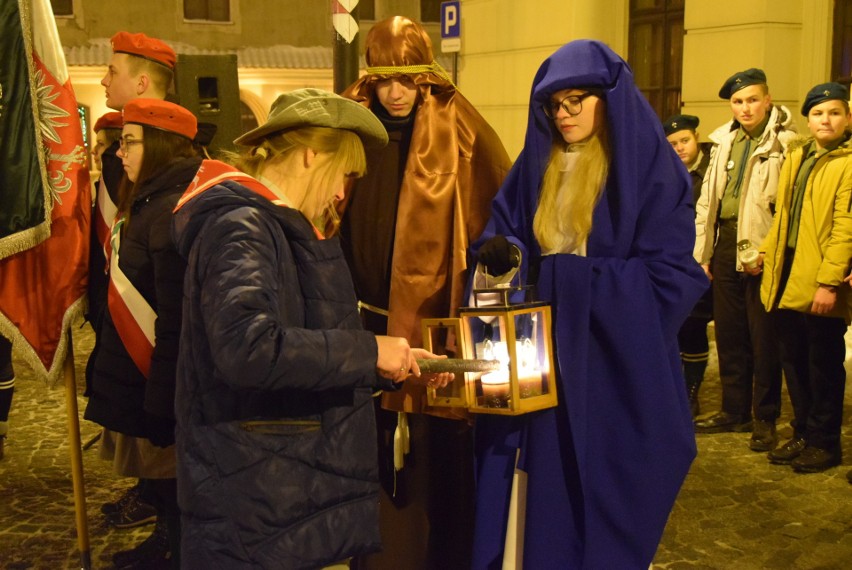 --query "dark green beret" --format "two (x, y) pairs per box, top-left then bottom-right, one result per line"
(801, 82), (850, 116)
(718, 68), (767, 99)
(662, 114), (700, 136)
